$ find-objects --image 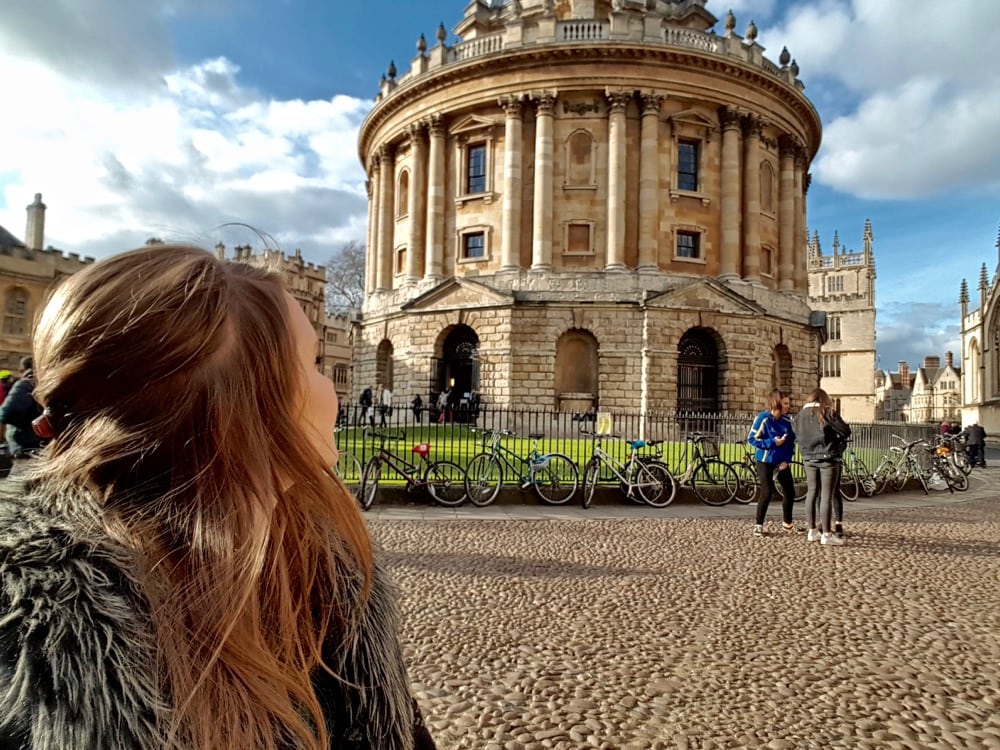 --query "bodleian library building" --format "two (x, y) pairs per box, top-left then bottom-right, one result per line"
(354, 0), (826, 415)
